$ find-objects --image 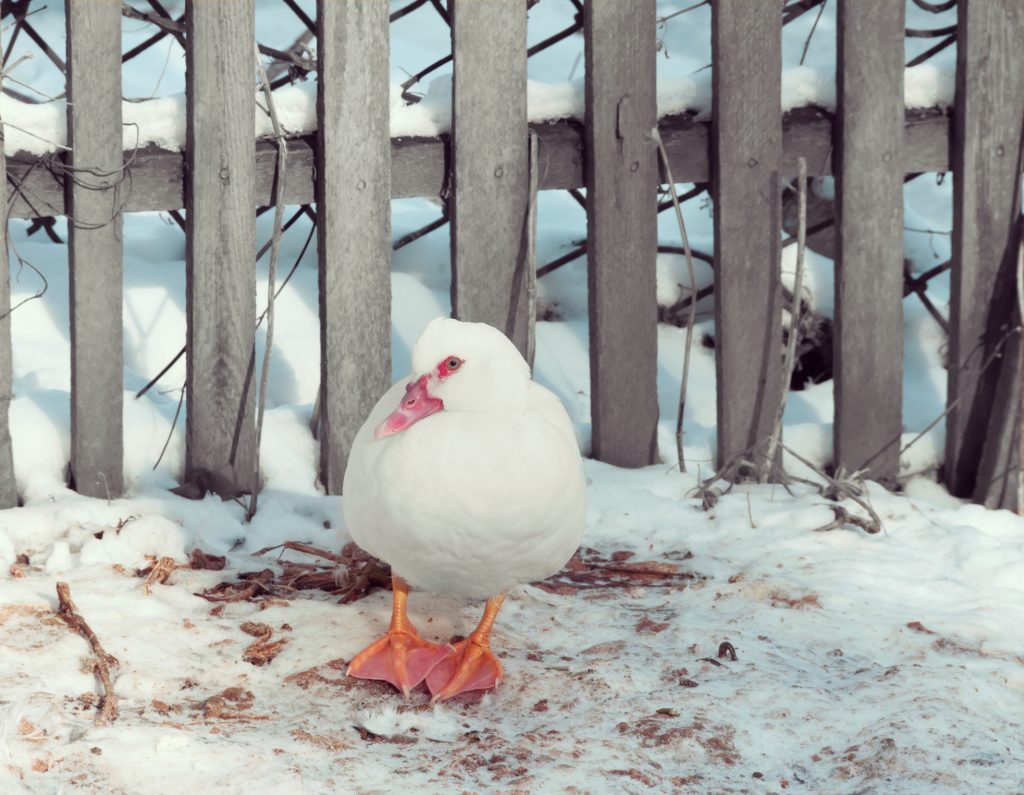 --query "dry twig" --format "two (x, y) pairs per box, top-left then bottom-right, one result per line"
(196, 542), (391, 606)
(533, 547), (699, 595)
(240, 621), (289, 666)
(652, 127), (698, 473)
(813, 504), (881, 535)
(254, 540), (349, 565)
(248, 44), (289, 520)
(859, 324), (1023, 476)
(55, 582), (119, 725)
(196, 568), (276, 603)
(525, 131), (539, 368)
(121, 5), (314, 75)
(765, 157), (808, 480)
(142, 556), (177, 594)
(190, 548), (227, 571)
(781, 443), (882, 534)
(1017, 230), (1024, 514)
